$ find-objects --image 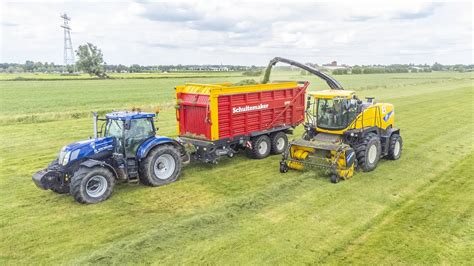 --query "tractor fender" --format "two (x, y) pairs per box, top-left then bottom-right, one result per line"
(79, 159), (118, 179)
(136, 136), (186, 160)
